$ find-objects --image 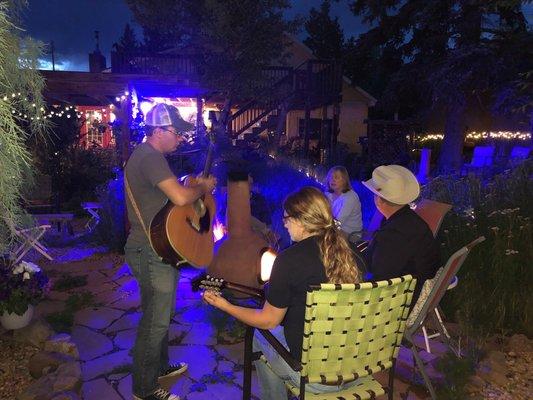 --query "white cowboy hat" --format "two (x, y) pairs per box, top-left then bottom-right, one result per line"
(362, 165), (420, 205)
